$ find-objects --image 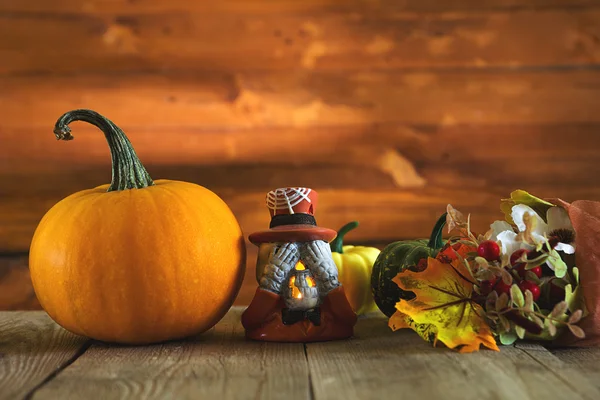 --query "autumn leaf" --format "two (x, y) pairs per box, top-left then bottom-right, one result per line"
(389, 257), (499, 353)
(389, 312), (439, 346)
(436, 242), (477, 264)
(446, 204), (468, 236)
